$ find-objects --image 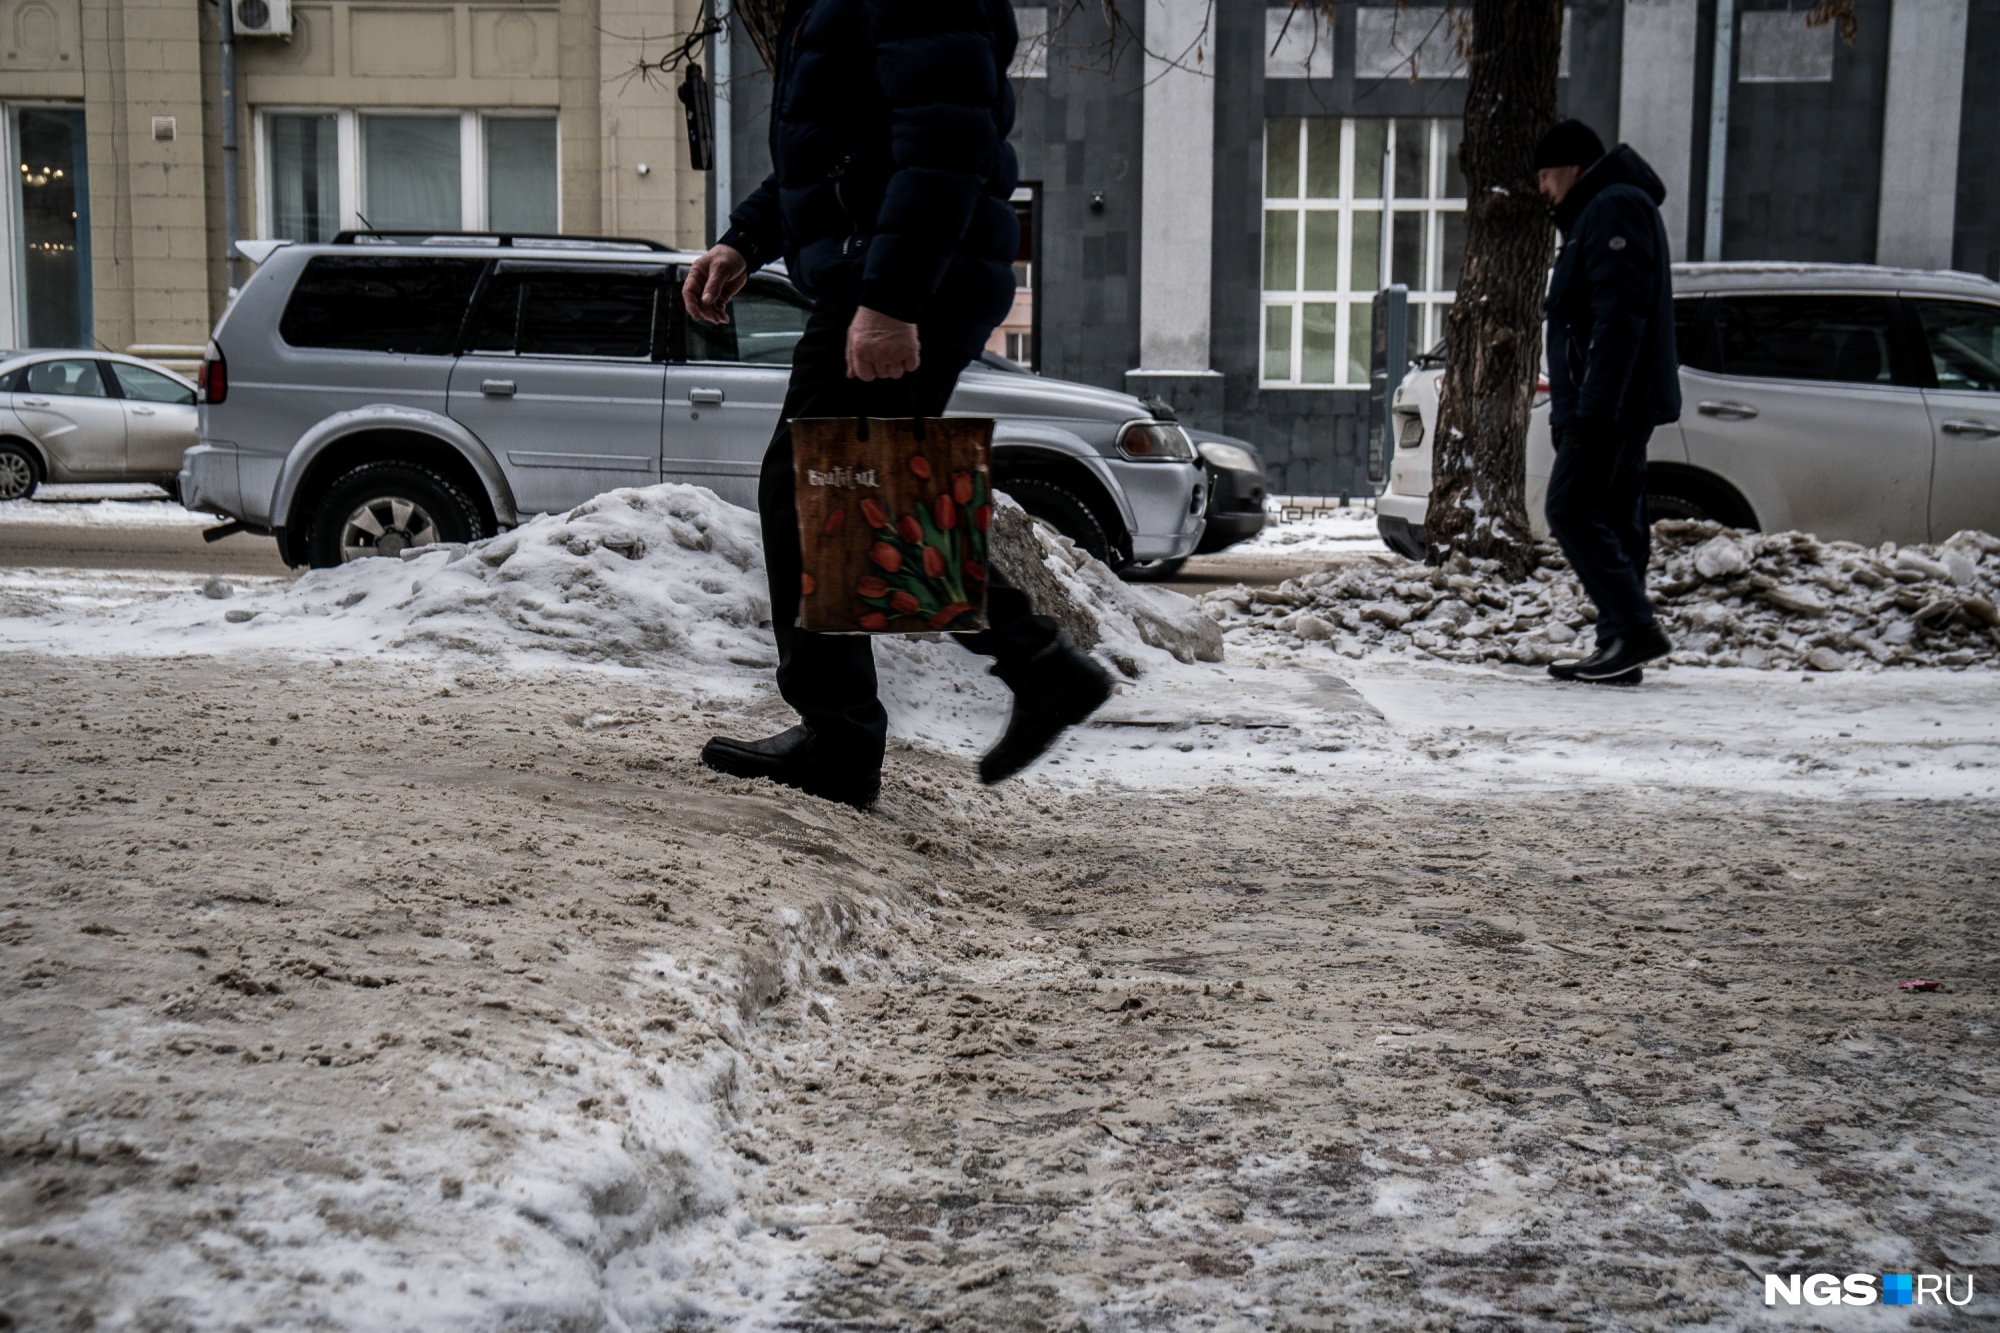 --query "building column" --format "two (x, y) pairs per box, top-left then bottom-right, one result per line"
(80, 0), (212, 359)
(1616, 0), (1699, 261)
(1126, 0), (1222, 425)
(1876, 0), (1967, 270)
(558, 0), (602, 234)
